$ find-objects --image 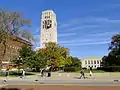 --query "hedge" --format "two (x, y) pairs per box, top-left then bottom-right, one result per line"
(0, 70), (35, 76)
(97, 66), (120, 72)
(64, 67), (80, 72)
